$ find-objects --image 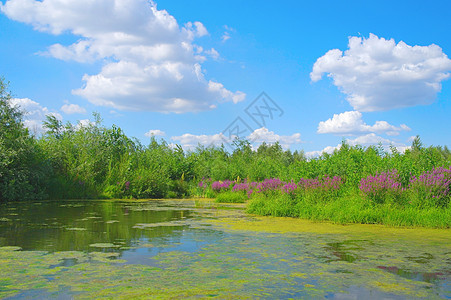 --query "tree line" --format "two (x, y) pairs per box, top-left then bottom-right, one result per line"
(1, 78), (450, 201)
